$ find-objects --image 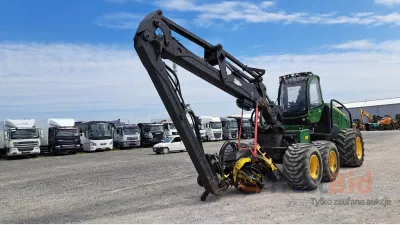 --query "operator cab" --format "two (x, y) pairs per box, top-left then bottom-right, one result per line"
(277, 72), (351, 139)
(278, 72), (323, 121)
